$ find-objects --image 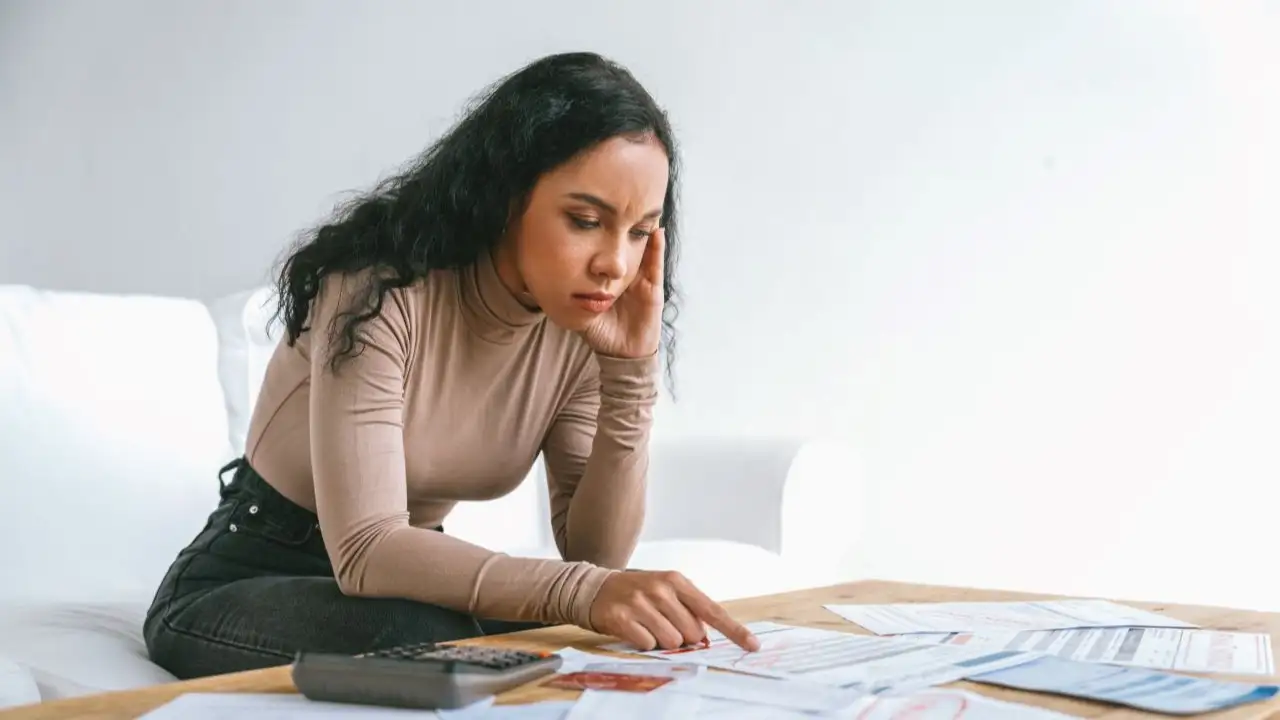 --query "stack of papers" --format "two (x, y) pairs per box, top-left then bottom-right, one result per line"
(823, 599), (1276, 676)
(890, 626), (1275, 675)
(817, 598), (1279, 715)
